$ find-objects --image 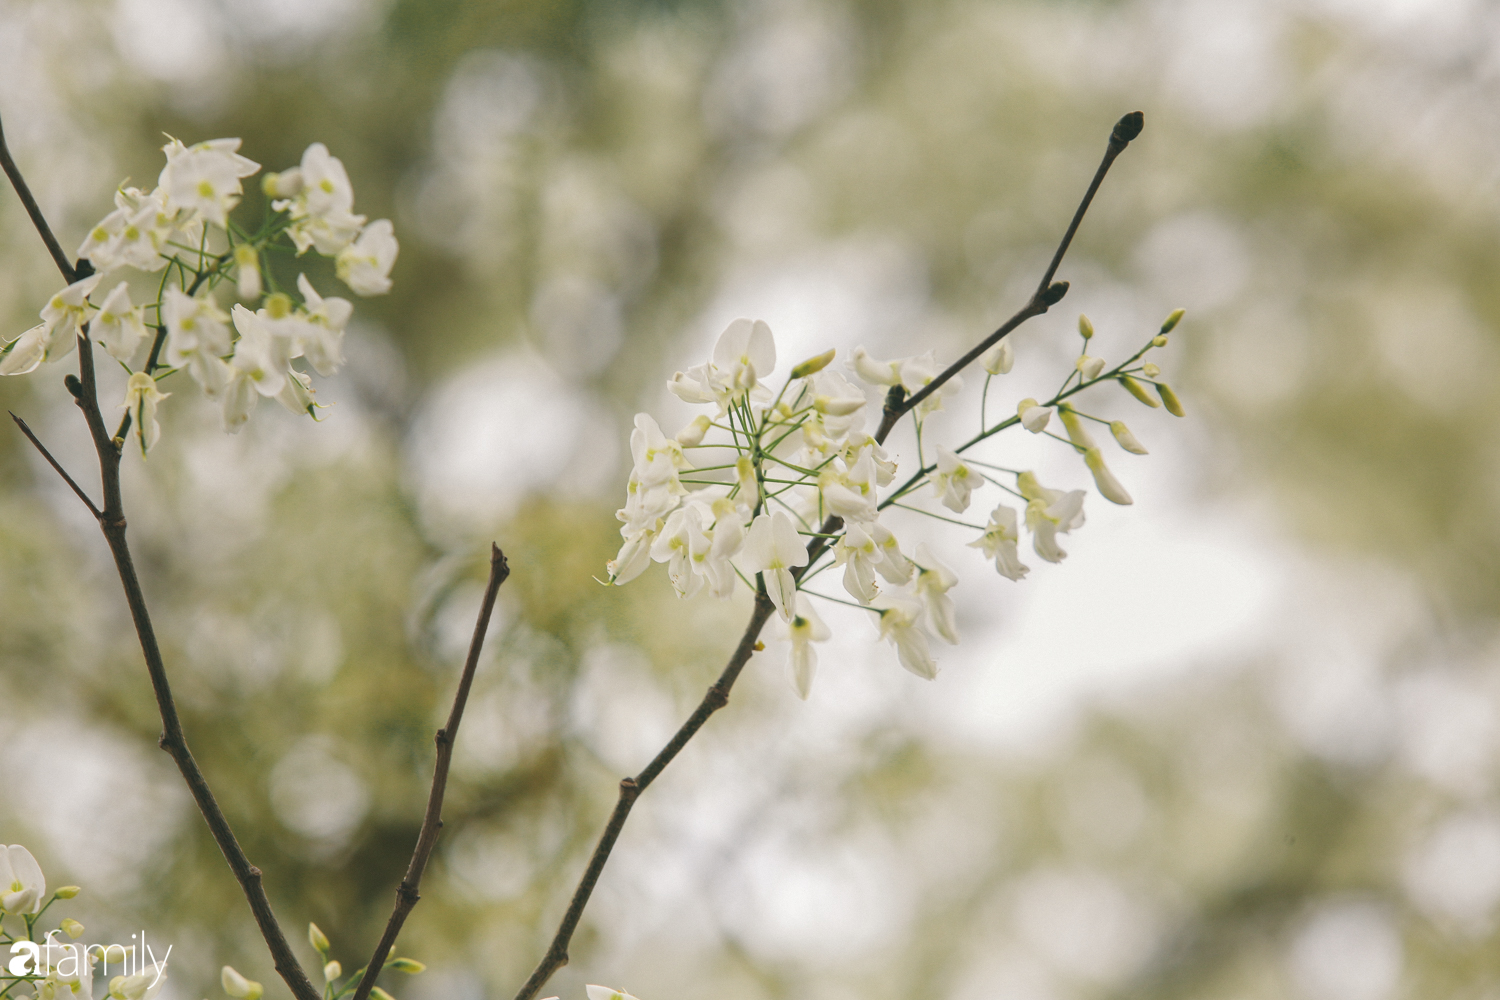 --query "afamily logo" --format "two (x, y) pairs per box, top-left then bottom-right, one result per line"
(7, 930), (171, 984)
